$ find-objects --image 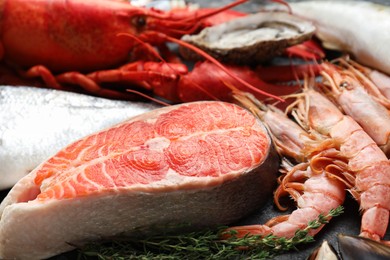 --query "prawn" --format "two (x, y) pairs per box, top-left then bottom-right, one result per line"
(227, 82), (390, 244)
(293, 87), (390, 243)
(228, 92), (347, 239)
(320, 60), (390, 156)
